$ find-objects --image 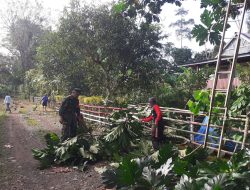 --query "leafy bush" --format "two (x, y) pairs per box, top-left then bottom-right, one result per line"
(187, 90), (210, 115)
(32, 109), (145, 168)
(54, 95), (64, 102)
(187, 90), (226, 116)
(78, 96), (86, 103)
(237, 63), (250, 85)
(187, 85), (250, 118)
(102, 144), (250, 190)
(156, 67), (212, 108)
(230, 84), (250, 116)
(83, 96), (103, 105)
(100, 110), (144, 159)
(32, 133), (99, 169)
(175, 149), (250, 190)
(0, 84), (12, 98)
(112, 97), (129, 108)
(55, 95), (103, 105)
(102, 144), (178, 190)
(32, 133), (60, 169)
